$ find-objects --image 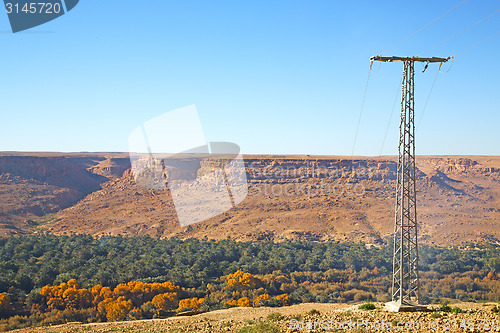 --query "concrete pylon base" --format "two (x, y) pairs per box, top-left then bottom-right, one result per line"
(385, 300), (430, 312)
